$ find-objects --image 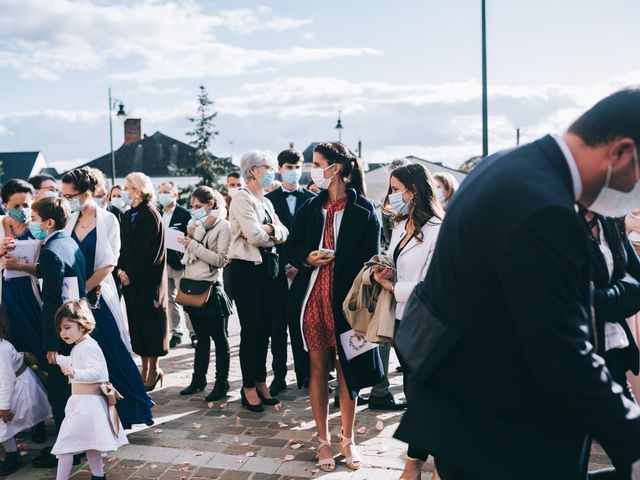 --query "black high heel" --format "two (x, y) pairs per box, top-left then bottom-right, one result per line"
(257, 389), (280, 406)
(240, 388), (264, 413)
